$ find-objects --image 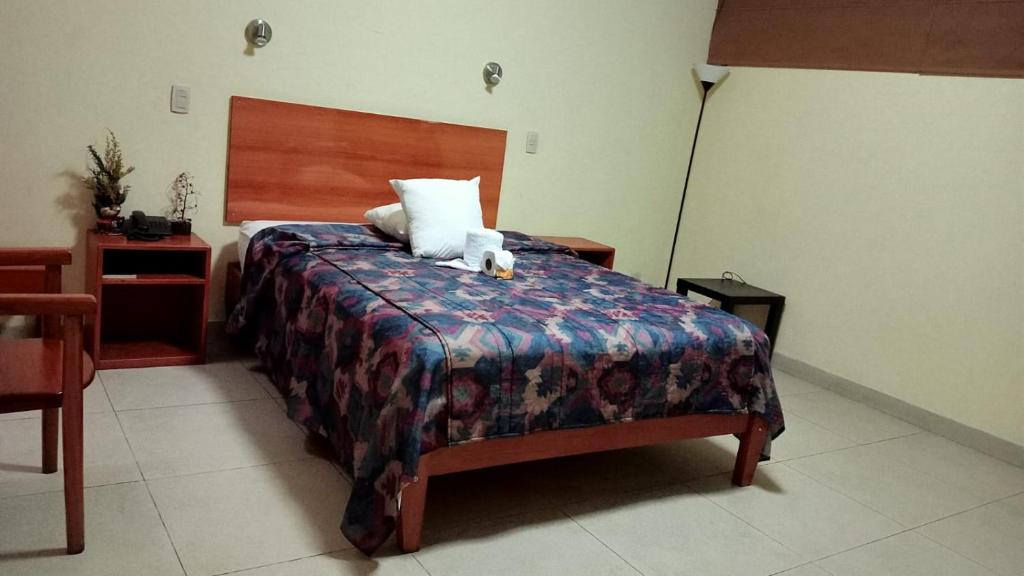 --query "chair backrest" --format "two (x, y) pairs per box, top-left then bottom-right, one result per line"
(0, 249), (94, 400)
(0, 249), (70, 339)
